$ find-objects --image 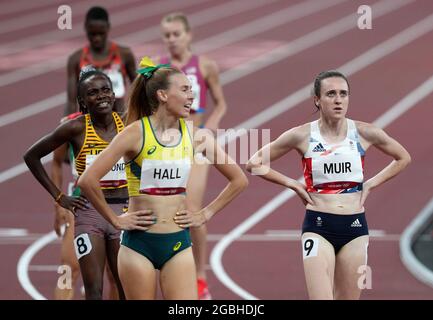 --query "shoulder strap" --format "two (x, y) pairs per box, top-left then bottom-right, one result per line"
(346, 118), (359, 141)
(309, 120), (321, 141)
